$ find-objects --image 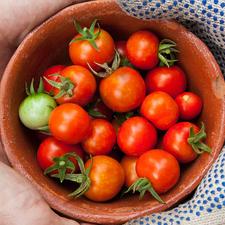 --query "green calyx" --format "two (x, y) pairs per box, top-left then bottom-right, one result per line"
(187, 122), (212, 154)
(158, 39), (179, 67)
(123, 178), (165, 204)
(44, 74), (74, 99)
(25, 78), (44, 96)
(44, 153), (77, 183)
(113, 111), (136, 126)
(88, 50), (121, 78)
(51, 153), (92, 198)
(86, 98), (107, 119)
(70, 19), (101, 50)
